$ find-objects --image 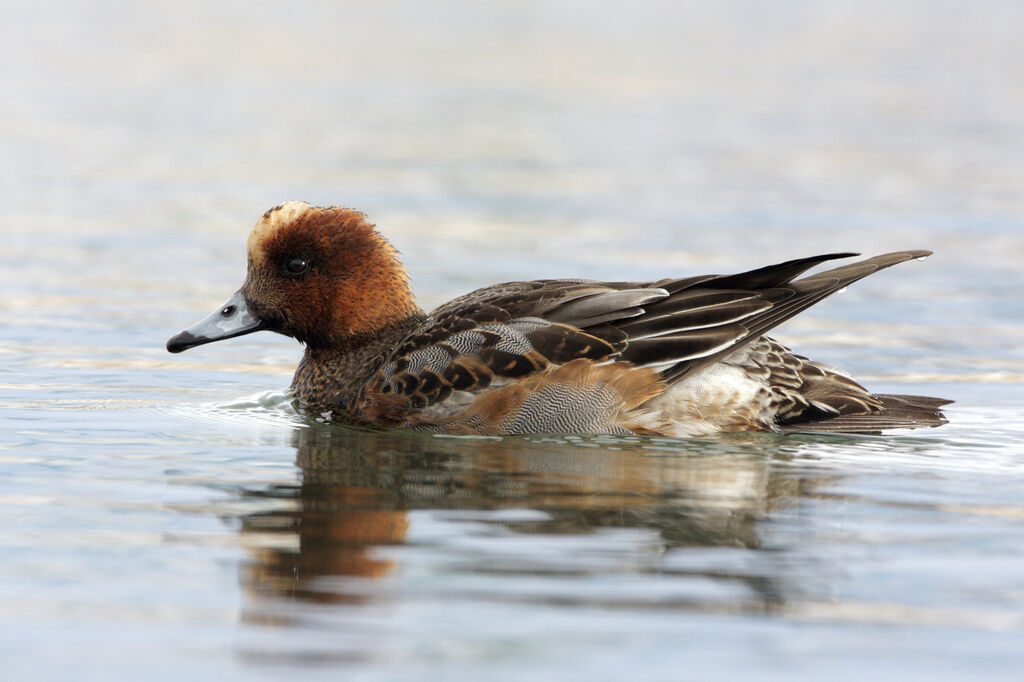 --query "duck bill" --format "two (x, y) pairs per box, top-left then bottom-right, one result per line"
(166, 290), (267, 353)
